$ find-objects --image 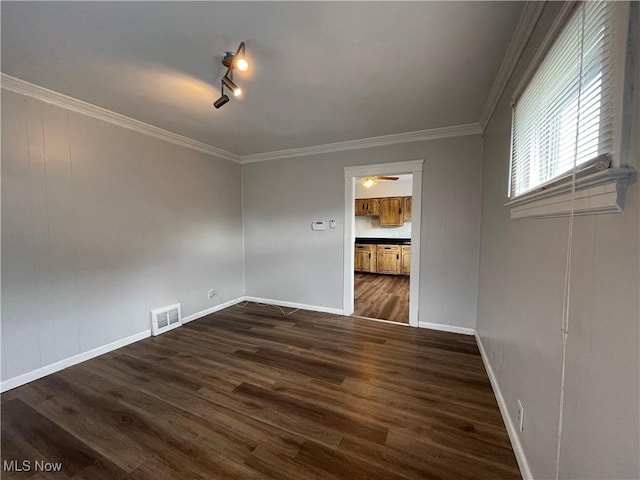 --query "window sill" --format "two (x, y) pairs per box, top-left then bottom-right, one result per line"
(506, 167), (637, 220)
